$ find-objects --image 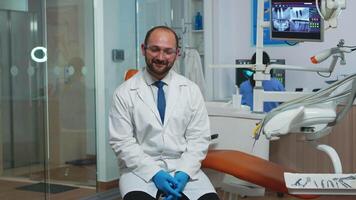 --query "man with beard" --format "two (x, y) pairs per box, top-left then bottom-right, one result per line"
(109, 26), (219, 200)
